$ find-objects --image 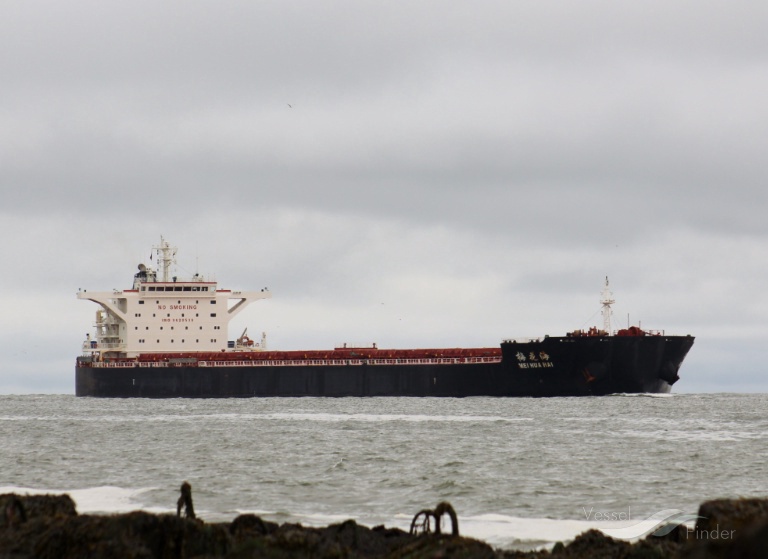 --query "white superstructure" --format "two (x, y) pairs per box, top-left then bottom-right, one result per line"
(77, 238), (270, 359)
